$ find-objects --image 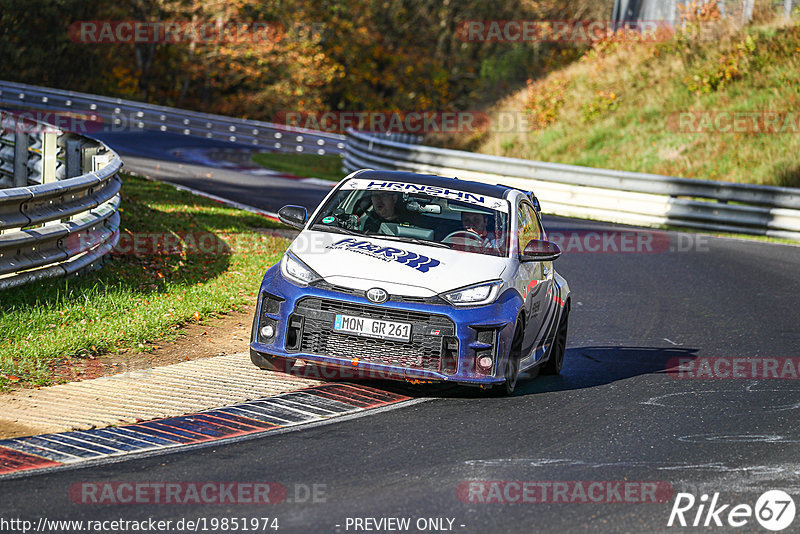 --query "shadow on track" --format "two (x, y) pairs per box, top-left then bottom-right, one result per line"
(517, 345), (701, 395)
(286, 345), (701, 399)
